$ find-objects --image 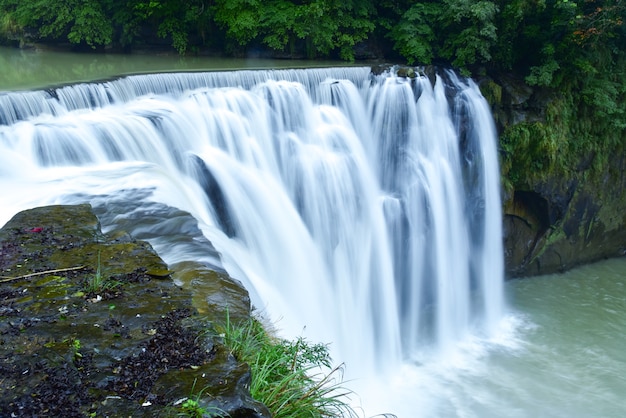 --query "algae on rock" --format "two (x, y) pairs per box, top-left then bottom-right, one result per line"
(0, 204), (269, 417)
